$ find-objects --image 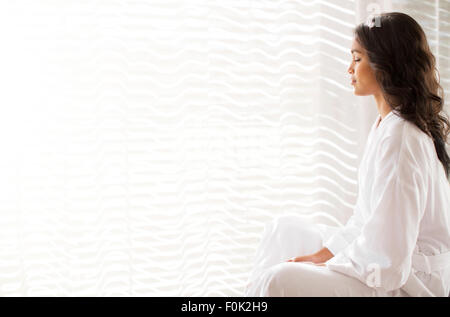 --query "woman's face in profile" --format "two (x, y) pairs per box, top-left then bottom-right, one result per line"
(348, 38), (380, 96)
